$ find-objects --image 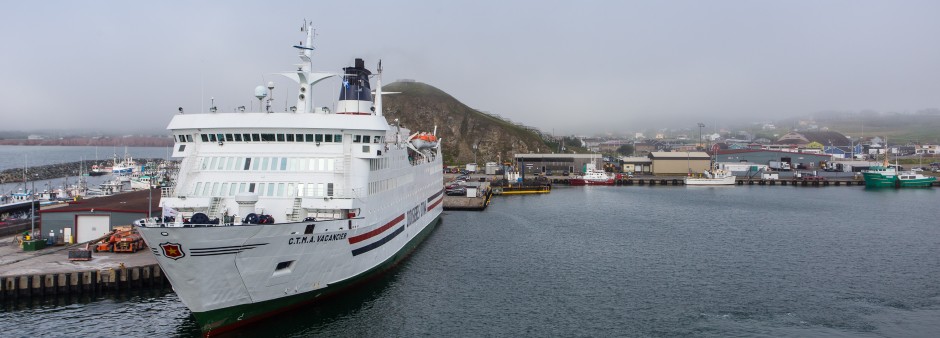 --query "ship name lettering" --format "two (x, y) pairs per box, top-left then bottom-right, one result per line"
(406, 201), (427, 227)
(288, 233), (347, 245)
